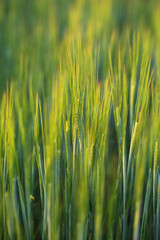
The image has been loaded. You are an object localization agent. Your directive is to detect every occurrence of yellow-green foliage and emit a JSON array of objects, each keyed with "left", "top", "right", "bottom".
[{"left": 1, "top": 0, "right": 160, "bottom": 240}]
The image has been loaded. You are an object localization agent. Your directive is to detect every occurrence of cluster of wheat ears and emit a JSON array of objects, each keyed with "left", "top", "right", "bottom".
[{"left": 0, "top": 33, "right": 160, "bottom": 239}]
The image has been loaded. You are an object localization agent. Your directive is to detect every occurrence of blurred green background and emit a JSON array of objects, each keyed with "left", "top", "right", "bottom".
[{"left": 0, "top": 0, "right": 160, "bottom": 97}]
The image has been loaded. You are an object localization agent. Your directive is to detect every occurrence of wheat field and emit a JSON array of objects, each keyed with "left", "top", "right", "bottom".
[{"left": 0, "top": 0, "right": 160, "bottom": 239}]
